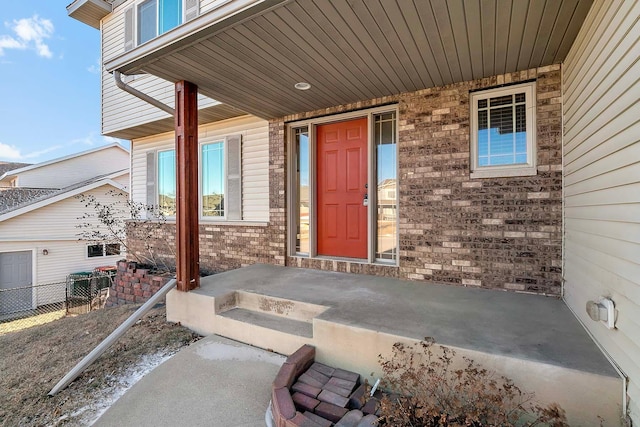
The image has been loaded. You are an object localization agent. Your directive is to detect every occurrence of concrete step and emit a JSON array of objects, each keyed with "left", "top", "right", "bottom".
[
  {"left": 215, "top": 291, "right": 327, "bottom": 322},
  {"left": 218, "top": 307, "right": 313, "bottom": 338},
  {"left": 214, "top": 306, "right": 314, "bottom": 355}
]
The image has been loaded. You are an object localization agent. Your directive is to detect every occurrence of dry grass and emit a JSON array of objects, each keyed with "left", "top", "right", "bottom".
[
  {"left": 0, "top": 310, "right": 66, "bottom": 335},
  {"left": 0, "top": 303, "right": 200, "bottom": 426}
]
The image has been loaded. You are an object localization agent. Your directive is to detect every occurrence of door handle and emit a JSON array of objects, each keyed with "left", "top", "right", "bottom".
[{"left": 363, "top": 194, "right": 368, "bottom": 207}]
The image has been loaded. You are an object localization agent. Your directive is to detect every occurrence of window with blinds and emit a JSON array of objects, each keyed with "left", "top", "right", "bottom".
[{"left": 470, "top": 82, "right": 537, "bottom": 178}]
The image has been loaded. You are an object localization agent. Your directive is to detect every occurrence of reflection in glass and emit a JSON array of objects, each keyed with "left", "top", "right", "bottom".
[
  {"left": 295, "top": 128, "right": 310, "bottom": 254},
  {"left": 374, "top": 112, "right": 397, "bottom": 262},
  {"left": 159, "top": 0, "right": 182, "bottom": 34},
  {"left": 477, "top": 92, "right": 527, "bottom": 166},
  {"left": 137, "top": 0, "right": 157, "bottom": 45},
  {"left": 157, "top": 149, "right": 176, "bottom": 216},
  {"left": 202, "top": 142, "right": 225, "bottom": 217}
]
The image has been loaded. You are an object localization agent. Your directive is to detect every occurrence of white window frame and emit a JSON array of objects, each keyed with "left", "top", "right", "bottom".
[
  {"left": 286, "top": 105, "right": 400, "bottom": 266},
  {"left": 135, "top": 0, "right": 185, "bottom": 46},
  {"left": 199, "top": 139, "right": 227, "bottom": 221},
  {"left": 470, "top": 81, "right": 537, "bottom": 179}
]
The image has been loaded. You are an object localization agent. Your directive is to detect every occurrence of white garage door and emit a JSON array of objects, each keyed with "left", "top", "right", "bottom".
[{"left": 0, "top": 251, "right": 33, "bottom": 315}]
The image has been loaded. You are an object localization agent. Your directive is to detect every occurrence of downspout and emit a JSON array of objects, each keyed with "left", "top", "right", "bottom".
[
  {"left": 113, "top": 71, "right": 175, "bottom": 116},
  {"left": 48, "top": 278, "right": 177, "bottom": 396}
]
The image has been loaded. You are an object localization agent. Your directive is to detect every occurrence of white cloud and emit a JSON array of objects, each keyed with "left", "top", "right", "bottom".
[
  {"left": 0, "top": 135, "right": 126, "bottom": 162},
  {"left": 72, "top": 133, "right": 125, "bottom": 147},
  {"left": 87, "top": 57, "right": 101, "bottom": 74},
  {"left": 0, "top": 15, "right": 54, "bottom": 58},
  {"left": 0, "top": 142, "right": 62, "bottom": 161},
  {"left": 0, "top": 142, "right": 22, "bottom": 160},
  {"left": 103, "top": 136, "right": 122, "bottom": 144}
]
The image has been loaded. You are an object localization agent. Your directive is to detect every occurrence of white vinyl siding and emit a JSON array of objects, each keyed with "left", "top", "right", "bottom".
[
  {"left": 563, "top": 0, "right": 640, "bottom": 423},
  {"left": 0, "top": 241, "right": 116, "bottom": 306},
  {"left": 113, "top": 172, "right": 131, "bottom": 188},
  {"left": 14, "top": 146, "right": 129, "bottom": 189},
  {"left": 0, "top": 185, "right": 128, "bottom": 301},
  {"left": 101, "top": 1, "right": 217, "bottom": 136},
  {"left": 131, "top": 115, "right": 269, "bottom": 221}
]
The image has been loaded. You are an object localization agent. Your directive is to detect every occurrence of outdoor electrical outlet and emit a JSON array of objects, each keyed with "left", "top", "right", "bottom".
[{"left": 586, "top": 298, "right": 616, "bottom": 329}]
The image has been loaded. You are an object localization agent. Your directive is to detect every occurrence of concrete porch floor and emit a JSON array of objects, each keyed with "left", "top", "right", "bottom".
[{"left": 167, "top": 264, "right": 623, "bottom": 425}]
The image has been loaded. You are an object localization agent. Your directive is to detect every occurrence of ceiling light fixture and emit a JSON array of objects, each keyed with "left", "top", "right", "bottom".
[{"left": 294, "top": 82, "right": 311, "bottom": 90}]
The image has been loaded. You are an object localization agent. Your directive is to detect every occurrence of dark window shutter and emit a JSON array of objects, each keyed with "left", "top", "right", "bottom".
[
  {"left": 185, "top": 0, "right": 200, "bottom": 21},
  {"left": 226, "top": 134, "right": 242, "bottom": 220},
  {"left": 146, "top": 151, "right": 157, "bottom": 207},
  {"left": 124, "top": 6, "right": 134, "bottom": 51}
]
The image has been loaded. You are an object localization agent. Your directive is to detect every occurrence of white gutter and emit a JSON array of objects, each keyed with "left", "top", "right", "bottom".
[
  {"left": 113, "top": 71, "right": 175, "bottom": 116},
  {"left": 48, "top": 278, "right": 177, "bottom": 396}
]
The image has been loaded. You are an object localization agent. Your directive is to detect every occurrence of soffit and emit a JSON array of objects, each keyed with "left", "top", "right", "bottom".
[
  {"left": 103, "top": 102, "right": 246, "bottom": 139},
  {"left": 106, "top": 0, "right": 593, "bottom": 119},
  {"left": 67, "top": 0, "right": 112, "bottom": 29}
]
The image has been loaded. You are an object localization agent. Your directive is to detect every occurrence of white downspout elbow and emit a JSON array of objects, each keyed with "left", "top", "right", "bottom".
[{"left": 113, "top": 71, "right": 175, "bottom": 116}]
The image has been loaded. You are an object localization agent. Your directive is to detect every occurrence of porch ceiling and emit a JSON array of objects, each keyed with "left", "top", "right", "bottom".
[{"left": 105, "top": 0, "right": 593, "bottom": 119}]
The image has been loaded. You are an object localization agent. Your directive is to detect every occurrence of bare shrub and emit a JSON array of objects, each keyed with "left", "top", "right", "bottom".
[
  {"left": 374, "top": 338, "right": 568, "bottom": 427},
  {"left": 76, "top": 190, "right": 174, "bottom": 272}
]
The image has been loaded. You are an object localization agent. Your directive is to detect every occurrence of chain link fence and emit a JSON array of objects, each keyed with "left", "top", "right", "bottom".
[{"left": 0, "top": 271, "right": 115, "bottom": 334}]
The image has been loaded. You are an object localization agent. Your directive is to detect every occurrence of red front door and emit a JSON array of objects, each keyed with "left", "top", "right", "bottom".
[{"left": 317, "top": 118, "right": 368, "bottom": 258}]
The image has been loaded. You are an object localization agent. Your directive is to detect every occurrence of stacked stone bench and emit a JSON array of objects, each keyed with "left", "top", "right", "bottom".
[{"left": 271, "top": 344, "right": 379, "bottom": 427}]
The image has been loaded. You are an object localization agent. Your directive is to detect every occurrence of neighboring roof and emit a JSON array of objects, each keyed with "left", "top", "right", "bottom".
[
  {"left": 0, "top": 143, "right": 129, "bottom": 181},
  {"left": 0, "top": 188, "right": 58, "bottom": 215},
  {"left": 0, "top": 169, "right": 128, "bottom": 219},
  {"left": 0, "top": 162, "right": 31, "bottom": 176},
  {"left": 378, "top": 179, "right": 396, "bottom": 188}
]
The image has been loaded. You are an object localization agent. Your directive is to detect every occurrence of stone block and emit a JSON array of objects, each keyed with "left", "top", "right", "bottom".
[
  {"left": 303, "top": 411, "right": 333, "bottom": 427},
  {"left": 335, "top": 409, "right": 364, "bottom": 427},
  {"left": 327, "top": 377, "right": 357, "bottom": 392},
  {"left": 318, "top": 389, "right": 349, "bottom": 408},
  {"left": 361, "top": 398, "right": 379, "bottom": 415},
  {"left": 332, "top": 368, "right": 360, "bottom": 383},
  {"left": 323, "top": 382, "right": 352, "bottom": 398},
  {"left": 298, "top": 373, "right": 326, "bottom": 389},
  {"left": 272, "top": 387, "right": 296, "bottom": 421},
  {"left": 357, "top": 414, "right": 379, "bottom": 427},
  {"left": 292, "top": 381, "right": 321, "bottom": 398},
  {"left": 309, "top": 362, "right": 335, "bottom": 377},
  {"left": 287, "top": 345, "right": 316, "bottom": 376},
  {"left": 273, "top": 362, "right": 297, "bottom": 390},
  {"left": 285, "top": 412, "right": 323, "bottom": 427},
  {"left": 348, "top": 384, "right": 367, "bottom": 409},
  {"left": 315, "top": 402, "right": 349, "bottom": 423},
  {"left": 292, "top": 392, "right": 320, "bottom": 412},
  {"left": 305, "top": 368, "right": 330, "bottom": 386}
]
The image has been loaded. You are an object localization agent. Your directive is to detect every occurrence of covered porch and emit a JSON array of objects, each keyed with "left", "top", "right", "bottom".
[{"left": 167, "top": 263, "right": 622, "bottom": 425}]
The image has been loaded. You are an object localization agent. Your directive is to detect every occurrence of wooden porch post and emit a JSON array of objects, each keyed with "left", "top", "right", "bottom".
[{"left": 175, "top": 80, "right": 199, "bottom": 292}]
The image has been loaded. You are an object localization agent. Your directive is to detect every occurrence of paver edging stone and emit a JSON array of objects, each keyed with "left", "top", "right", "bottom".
[{"left": 271, "top": 345, "right": 380, "bottom": 427}]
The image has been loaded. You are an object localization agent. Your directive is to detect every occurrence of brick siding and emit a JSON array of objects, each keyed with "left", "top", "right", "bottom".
[
  {"left": 106, "top": 260, "right": 171, "bottom": 307},
  {"left": 126, "top": 65, "right": 562, "bottom": 296},
  {"left": 280, "top": 65, "right": 562, "bottom": 295}
]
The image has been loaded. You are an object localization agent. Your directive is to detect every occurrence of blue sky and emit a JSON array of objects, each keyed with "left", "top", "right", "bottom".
[{"left": 0, "top": 1, "right": 128, "bottom": 164}]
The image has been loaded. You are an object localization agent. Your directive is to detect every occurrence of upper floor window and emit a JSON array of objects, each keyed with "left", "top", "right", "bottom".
[
  {"left": 125, "top": 0, "right": 199, "bottom": 50},
  {"left": 138, "top": 0, "right": 182, "bottom": 45},
  {"left": 470, "top": 82, "right": 536, "bottom": 178}
]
